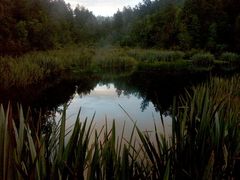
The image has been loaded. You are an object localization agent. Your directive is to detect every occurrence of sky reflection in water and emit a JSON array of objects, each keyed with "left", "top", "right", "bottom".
[{"left": 56, "top": 83, "right": 172, "bottom": 137}]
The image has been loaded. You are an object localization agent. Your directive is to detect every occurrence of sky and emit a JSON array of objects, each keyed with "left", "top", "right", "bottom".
[{"left": 64, "top": 0, "right": 143, "bottom": 17}]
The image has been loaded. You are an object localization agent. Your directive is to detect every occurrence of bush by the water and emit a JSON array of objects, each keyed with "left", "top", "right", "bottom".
[
  {"left": 0, "top": 47, "right": 94, "bottom": 88},
  {"left": 128, "top": 49, "right": 184, "bottom": 62},
  {"left": 220, "top": 52, "right": 239, "bottom": 64},
  {"left": 92, "top": 48, "right": 137, "bottom": 71},
  {"left": 191, "top": 52, "right": 215, "bottom": 67}
]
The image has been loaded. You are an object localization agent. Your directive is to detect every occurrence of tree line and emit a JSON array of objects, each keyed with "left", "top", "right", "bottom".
[
  {"left": 0, "top": 0, "right": 240, "bottom": 55},
  {"left": 0, "top": 0, "right": 99, "bottom": 55}
]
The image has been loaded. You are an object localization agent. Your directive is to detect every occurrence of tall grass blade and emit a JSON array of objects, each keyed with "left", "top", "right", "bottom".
[
  {"left": 163, "top": 159, "right": 170, "bottom": 180},
  {"left": 203, "top": 151, "right": 214, "bottom": 180}
]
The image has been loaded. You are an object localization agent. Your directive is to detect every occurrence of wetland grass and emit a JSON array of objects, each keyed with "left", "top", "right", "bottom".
[
  {"left": 0, "top": 46, "right": 239, "bottom": 88},
  {"left": 92, "top": 48, "right": 137, "bottom": 72},
  {"left": 220, "top": 52, "right": 239, "bottom": 64},
  {"left": 127, "top": 49, "right": 185, "bottom": 62},
  {"left": 0, "top": 76, "right": 239, "bottom": 179},
  {"left": 191, "top": 52, "right": 215, "bottom": 68},
  {"left": 0, "top": 47, "right": 94, "bottom": 88}
]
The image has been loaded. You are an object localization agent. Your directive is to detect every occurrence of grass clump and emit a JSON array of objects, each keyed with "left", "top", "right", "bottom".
[
  {"left": 92, "top": 48, "right": 137, "bottom": 71},
  {"left": 137, "top": 75, "right": 240, "bottom": 179},
  {"left": 0, "top": 47, "right": 95, "bottom": 88},
  {"left": 0, "top": 56, "right": 46, "bottom": 87},
  {"left": 48, "top": 47, "right": 94, "bottom": 69},
  {"left": 128, "top": 49, "right": 184, "bottom": 62},
  {"left": 0, "top": 47, "right": 239, "bottom": 89},
  {"left": 138, "top": 60, "right": 191, "bottom": 71},
  {"left": 184, "top": 49, "right": 204, "bottom": 60},
  {"left": 191, "top": 52, "right": 215, "bottom": 67},
  {"left": 220, "top": 52, "right": 239, "bottom": 64}
]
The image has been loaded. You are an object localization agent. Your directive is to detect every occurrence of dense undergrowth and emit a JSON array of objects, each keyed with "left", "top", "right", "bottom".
[
  {"left": 0, "top": 75, "right": 239, "bottom": 179},
  {"left": 0, "top": 47, "right": 239, "bottom": 88}
]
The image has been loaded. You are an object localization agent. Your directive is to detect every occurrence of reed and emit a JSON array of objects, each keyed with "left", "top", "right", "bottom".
[
  {"left": 128, "top": 49, "right": 185, "bottom": 62},
  {"left": 136, "top": 75, "right": 240, "bottom": 179},
  {"left": 138, "top": 60, "right": 191, "bottom": 71},
  {"left": 92, "top": 48, "right": 137, "bottom": 71},
  {"left": 220, "top": 52, "right": 239, "bottom": 64},
  {"left": 191, "top": 52, "right": 215, "bottom": 68},
  {"left": 176, "top": 76, "right": 240, "bottom": 178},
  {"left": 219, "top": 52, "right": 240, "bottom": 70},
  {"left": 0, "top": 75, "right": 239, "bottom": 179},
  {"left": 0, "top": 47, "right": 238, "bottom": 88},
  {"left": 0, "top": 47, "right": 95, "bottom": 88}
]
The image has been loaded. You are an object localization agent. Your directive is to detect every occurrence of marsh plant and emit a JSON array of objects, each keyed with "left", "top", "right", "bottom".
[
  {"left": 92, "top": 48, "right": 137, "bottom": 71},
  {"left": 191, "top": 52, "right": 215, "bottom": 67},
  {"left": 128, "top": 49, "right": 185, "bottom": 62},
  {"left": 1, "top": 47, "right": 240, "bottom": 88},
  {"left": 220, "top": 52, "right": 239, "bottom": 64},
  {"left": 0, "top": 76, "right": 239, "bottom": 179},
  {"left": 0, "top": 47, "right": 94, "bottom": 88}
]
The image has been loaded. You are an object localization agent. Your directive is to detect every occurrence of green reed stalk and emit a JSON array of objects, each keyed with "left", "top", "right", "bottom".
[{"left": 0, "top": 76, "right": 239, "bottom": 179}]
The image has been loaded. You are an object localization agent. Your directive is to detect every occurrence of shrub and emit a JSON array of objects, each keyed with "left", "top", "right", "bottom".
[
  {"left": 93, "top": 48, "right": 137, "bottom": 71},
  {"left": 156, "top": 51, "right": 184, "bottom": 62},
  {"left": 191, "top": 52, "right": 215, "bottom": 67},
  {"left": 220, "top": 52, "right": 239, "bottom": 63},
  {"left": 0, "top": 47, "right": 95, "bottom": 88},
  {"left": 128, "top": 49, "right": 184, "bottom": 62},
  {"left": 184, "top": 49, "right": 203, "bottom": 60}
]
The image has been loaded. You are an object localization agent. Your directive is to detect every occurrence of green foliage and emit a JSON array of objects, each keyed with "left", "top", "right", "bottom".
[
  {"left": 1, "top": 0, "right": 240, "bottom": 54},
  {"left": 184, "top": 49, "right": 204, "bottom": 60},
  {"left": 112, "top": 0, "right": 240, "bottom": 52},
  {"left": 73, "top": 5, "right": 99, "bottom": 43},
  {"left": 128, "top": 49, "right": 184, "bottom": 62},
  {"left": 2, "top": 47, "right": 239, "bottom": 89},
  {"left": 92, "top": 48, "right": 137, "bottom": 71},
  {"left": 191, "top": 52, "right": 215, "bottom": 67},
  {"left": 176, "top": 76, "right": 240, "bottom": 178},
  {"left": 0, "top": 75, "right": 239, "bottom": 179},
  {"left": 0, "top": 47, "right": 94, "bottom": 88},
  {"left": 0, "top": 0, "right": 101, "bottom": 55},
  {"left": 217, "top": 52, "right": 240, "bottom": 70},
  {"left": 220, "top": 52, "right": 239, "bottom": 64},
  {"left": 138, "top": 60, "right": 191, "bottom": 72}
]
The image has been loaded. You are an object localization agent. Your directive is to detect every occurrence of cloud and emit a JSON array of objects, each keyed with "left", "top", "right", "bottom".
[{"left": 64, "top": 0, "right": 142, "bottom": 16}]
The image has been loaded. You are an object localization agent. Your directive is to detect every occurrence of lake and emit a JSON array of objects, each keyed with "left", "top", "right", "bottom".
[
  {"left": 54, "top": 82, "right": 173, "bottom": 139},
  {"left": 0, "top": 70, "right": 212, "bottom": 137}
]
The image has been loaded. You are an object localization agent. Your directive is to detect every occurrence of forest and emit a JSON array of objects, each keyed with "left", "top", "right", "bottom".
[
  {"left": 1, "top": 0, "right": 240, "bottom": 55},
  {"left": 0, "top": 0, "right": 240, "bottom": 179}
]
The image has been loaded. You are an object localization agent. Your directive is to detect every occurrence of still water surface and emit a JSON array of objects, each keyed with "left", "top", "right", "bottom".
[
  {"left": 0, "top": 71, "right": 212, "bottom": 136},
  {"left": 55, "top": 83, "right": 172, "bottom": 137}
]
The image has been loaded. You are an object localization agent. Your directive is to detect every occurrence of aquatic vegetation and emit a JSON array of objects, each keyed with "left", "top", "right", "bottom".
[
  {"left": 191, "top": 52, "right": 215, "bottom": 67},
  {"left": 0, "top": 47, "right": 239, "bottom": 88},
  {"left": 128, "top": 49, "right": 185, "bottom": 62},
  {"left": 220, "top": 52, "right": 240, "bottom": 64},
  {"left": 92, "top": 48, "right": 137, "bottom": 71},
  {"left": 138, "top": 60, "right": 192, "bottom": 72},
  {"left": 0, "top": 76, "right": 239, "bottom": 179},
  {"left": 0, "top": 47, "right": 95, "bottom": 88}
]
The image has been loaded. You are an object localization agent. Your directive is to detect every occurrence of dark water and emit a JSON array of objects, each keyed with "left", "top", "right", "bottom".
[
  {"left": 0, "top": 70, "right": 211, "bottom": 136},
  {"left": 0, "top": 71, "right": 209, "bottom": 113}
]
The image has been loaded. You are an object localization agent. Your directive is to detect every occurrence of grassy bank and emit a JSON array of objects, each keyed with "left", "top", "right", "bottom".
[
  {"left": 0, "top": 47, "right": 239, "bottom": 88},
  {"left": 0, "top": 47, "right": 94, "bottom": 88},
  {"left": 0, "top": 75, "right": 239, "bottom": 179}
]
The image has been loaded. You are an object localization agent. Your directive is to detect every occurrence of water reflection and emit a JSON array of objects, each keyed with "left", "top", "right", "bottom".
[
  {"left": 0, "top": 70, "right": 209, "bottom": 132},
  {"left": 55, "top": 83, "right": 172, "bottom": 138},
  {"left": 50, "top": 71, "right": 210, "bottom": 137}
]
